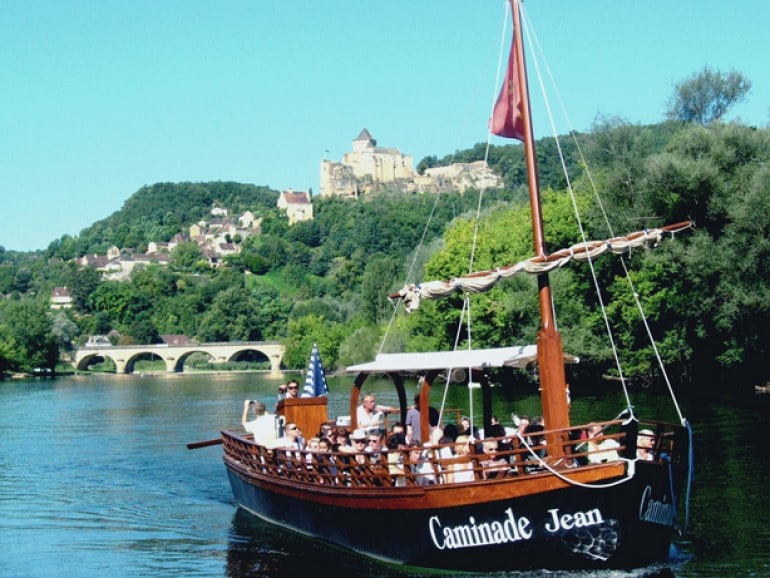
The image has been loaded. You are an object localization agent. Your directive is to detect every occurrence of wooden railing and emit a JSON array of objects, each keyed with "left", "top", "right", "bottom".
[{"left": 223, "top": 420, "right": 681, "bottom": 489}]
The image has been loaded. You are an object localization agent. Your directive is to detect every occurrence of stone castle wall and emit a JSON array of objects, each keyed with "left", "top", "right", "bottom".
[{"left": 320, "top": 130, "right": 501, "bottom": 198}]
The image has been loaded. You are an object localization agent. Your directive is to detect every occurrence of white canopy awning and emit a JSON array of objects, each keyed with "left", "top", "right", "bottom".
[{"left": 346, "top": 345, "right": 578, "bottom": 373}]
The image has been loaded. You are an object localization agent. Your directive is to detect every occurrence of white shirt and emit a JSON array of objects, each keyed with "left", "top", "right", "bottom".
[
  {"left": 244, "top": 414, "right": 277, "bottom": 445},
  {"left": 588, "top": 438, "right": 620, "bottom": 464},
  {"left": 357, "top": 406, "right": 384, "bottom": 429}
]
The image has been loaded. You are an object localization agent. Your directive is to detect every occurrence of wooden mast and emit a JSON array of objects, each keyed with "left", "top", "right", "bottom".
[{"left": 511, "top": 0, "right": 570, "bottom": 456}]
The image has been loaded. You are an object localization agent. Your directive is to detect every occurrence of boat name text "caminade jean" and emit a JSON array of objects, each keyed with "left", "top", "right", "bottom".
[
  {"left": 429, "top": 506, "right": 605, "bottom": 550},
  {"left": 639, "top": 485, "right": 675, "bottom": 526}
]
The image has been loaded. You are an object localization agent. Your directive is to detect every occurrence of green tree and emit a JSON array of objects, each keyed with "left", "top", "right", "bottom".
[
  {"left": 0, "top": 264, "right": 16, "bottom": 295},
  {"left": 360, "top": 256, "right": 399, "bottom": 324},
  {"left": 12, "top": 267, "right": 32, "bottom": 294},
  {"left": 127, "top": 315, "right": 160, "bottom": 344},
  {"left": 50, "top": 311, "right": 79, "bottom": 360},
  {"left": 197, "top": 285, "right": 261, "bottom": 342},
  {"left": 0, "top": 300, "right": 58, "bottom": 371},
  {"left": 337, "top": 325, "right": 383, "bottom": 368},
  {"left": 89, "top": 282, "right": 136, "bottom": 326},
  {"left": 170, "top": 242, "right": 205, "bottom": 271},
  {"left": 0, "top": 334, "right": 17, "bottom": 373},
  {"left": 282, "top": 314, "right": 345, "bottom": 370},
  {"left": 66, "top": 265, "right": 102, "bottom": 312},
  {"left": 666, "top": 66, "right": 751, "bottom": 125}
]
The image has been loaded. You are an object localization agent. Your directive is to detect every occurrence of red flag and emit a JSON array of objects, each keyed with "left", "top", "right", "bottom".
[{"left": 490, "top": 29, "right": 525, "bottom": 141}]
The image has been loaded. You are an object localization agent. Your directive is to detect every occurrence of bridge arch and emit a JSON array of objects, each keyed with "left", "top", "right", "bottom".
[
  {"left": 74, "top": 351, "right": 122, "bottom": 372},
  {"left": 72, "top": 341, "right": 285, "bottom": 375}
]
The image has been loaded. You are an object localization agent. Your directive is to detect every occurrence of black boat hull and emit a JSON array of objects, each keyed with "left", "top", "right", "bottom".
[{"left": 225, "top": 460, "right": 682, "bottom": 572}]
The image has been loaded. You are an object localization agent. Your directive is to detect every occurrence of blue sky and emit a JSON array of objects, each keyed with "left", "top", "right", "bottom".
[{"left": 2, "top": 0, "right": 767, "bottom": 252}]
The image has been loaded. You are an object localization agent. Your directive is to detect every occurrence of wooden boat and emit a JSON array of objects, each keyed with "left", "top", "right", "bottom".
[{"left": 219, "top": 1, "right": 693, "bottom": 571}]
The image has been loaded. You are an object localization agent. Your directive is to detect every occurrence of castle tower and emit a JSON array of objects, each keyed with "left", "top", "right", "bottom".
[{"left": 352, "top": 128, "right": 376, "bottom": 152}]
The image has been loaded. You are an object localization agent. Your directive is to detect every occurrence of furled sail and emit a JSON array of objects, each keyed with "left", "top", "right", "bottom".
[{"left": 393, "top": 221, "right": 692, "bottom": 312}]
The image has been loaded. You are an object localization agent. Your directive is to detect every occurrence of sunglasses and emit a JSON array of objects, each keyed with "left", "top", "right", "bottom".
[{"left": 287, "top": 386, "right": 299, "bottom": 390}]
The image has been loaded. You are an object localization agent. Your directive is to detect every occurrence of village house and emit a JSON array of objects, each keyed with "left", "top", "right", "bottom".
[
  {"left": 50, "top": 286, "right": 73, "bottom": 309},
  {"left": 75, "top": 205, "right": 260, "bottom": 279},
  {"left": 277, "top": 189, "right": 314, "bottom": 225},
  {"left": 238, "top": 210, "right": 259, "bottom": 229},
  {"left": 146, "top": 241, "right": 170, "bottom": 254},
  {"left": 210, "top": 204, "right": 228, "bottom": 217}
]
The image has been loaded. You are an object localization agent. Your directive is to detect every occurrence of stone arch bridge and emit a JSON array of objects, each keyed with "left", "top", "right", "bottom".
[{"left": 73, "top": 341, "right": 285, "bottom": 374}]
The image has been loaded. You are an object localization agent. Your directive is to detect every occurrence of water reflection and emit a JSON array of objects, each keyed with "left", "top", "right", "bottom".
[{"left": 226, "top": 508, "right": 390, "bottom": 577}]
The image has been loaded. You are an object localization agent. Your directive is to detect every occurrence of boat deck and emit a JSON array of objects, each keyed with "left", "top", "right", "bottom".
[{"left": 223, "top": 421, "right": 680, "bottom": 493}]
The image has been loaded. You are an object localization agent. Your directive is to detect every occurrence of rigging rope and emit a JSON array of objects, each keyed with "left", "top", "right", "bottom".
[
  {"left": 436, "top": 295, "right": 472, "bottom": 429},
  {"left": 521, "top": 4, "right": 632, "bottom": 408},
  {"left": 520, "top": 3, "right": 687, "bottom": 422},
  {"left": 379, "top": 187, "right": 443, "bottom": 354},
  {"left": 514, "top": 430, "right": 637, "bottom": 489}
]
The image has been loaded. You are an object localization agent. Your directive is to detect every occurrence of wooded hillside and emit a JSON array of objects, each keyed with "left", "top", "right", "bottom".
[{"left": 1, "top": 118, "right": 767, "bottom": 390}]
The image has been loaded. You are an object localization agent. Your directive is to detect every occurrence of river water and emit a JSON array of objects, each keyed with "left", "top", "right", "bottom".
[{"left": 0, "top": 372, "right": 767, "bottom": 577}]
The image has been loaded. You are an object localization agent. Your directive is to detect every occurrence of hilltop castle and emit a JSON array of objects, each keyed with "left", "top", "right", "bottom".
[{"left": 320, "top": 129, "right": 502, "bottom": 198}]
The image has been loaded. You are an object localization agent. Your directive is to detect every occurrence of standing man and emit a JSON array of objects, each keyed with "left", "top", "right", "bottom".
[
  {"left": 276, "top": 379, "right": 300, "bottom": 411},
  {"left": 242, "top": 400, "right": 277, "bottom": 445},
  {"left": 357, "top": 392, "right": 397, "bottom": 434},
  {"left": 405, "top": 392, "right": 440, "bottom": 443},
  {"left": 284, "top": 379, "right": 300, "bottom": 399}
]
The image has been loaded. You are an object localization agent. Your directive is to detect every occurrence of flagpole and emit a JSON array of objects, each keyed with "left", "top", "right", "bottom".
[{"left": 510, "top": 0, "right": 571, "bottom": 450}]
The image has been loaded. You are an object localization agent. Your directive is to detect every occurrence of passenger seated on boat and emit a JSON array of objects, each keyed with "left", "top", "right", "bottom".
[
  {"left": 522, "top": 423, "right": 548, "bottom": 472},
  {"left": 426, "top": 426, "right": 453, "bottom": 452},
  {"left": 357, "top": 393, "right": 397, "bottom": 434},
  {"left": 315, "top": 438, "right": 337, "bottom": 483},
  {"left": 637, "top": 429, "right": 655, "bottom": 461},
  {"left": 273, "top": 422, "right": 303, "bottom": 451},
  {"left": 586, "top": 423, "right": 620, "bottom": 464},
  {"left": 385, "top": 432, "right": 407, "bottom": 487},
  {"left": 486, "top": 423, "right": 512, "bottom": 457},
  {"left": 447, "top": 436, "right": 476, "bottom": 483},
  {"left": 343, "top": 429, "right": 369, "bottom": 461},
  {"left": 512, "top": 414, "right": 531, "bottom": 437},
  {"left": 304, "top": 436, "right": 321, "bottom": 458},
  {"left": 458, "top": 416, "right": 480, "bottom": 440},
  {"left": 480, "top": 417, "right": 510, "bottom": 440},
  {"left": 568, "top": 428, "right": 589, "bottom": 466},
  {"left": 425, "top": 427, "right": 454, "bottom": 483},
  {"left": 407, "top": 441, "right": 436, "bottom": 485},
  {"left": 336, "top": 429, "right": 371, "bottom": 484},
  {"left": 317, "top": 423, "right": 333, "bottom": 440},
  {"left": 523, "top": 423, "right": 546, "bottom": 450},
  {"left": 442, "top": 423, "right": 459, "bottom": 443},
  {"left": 330, "top": 426, "right": 350, "bottom": 451},
  {"left": 480, "top": 440, "right": 510, "bottom": 479},
  {"left": 389, "top": 422, "right": 406, "bottom": 437},
  {"left": 241, "top": 400, "right": 277, "bottom": 445},
  {"left": 366, "top": 432, "right": 383, "bottom": 461}
]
